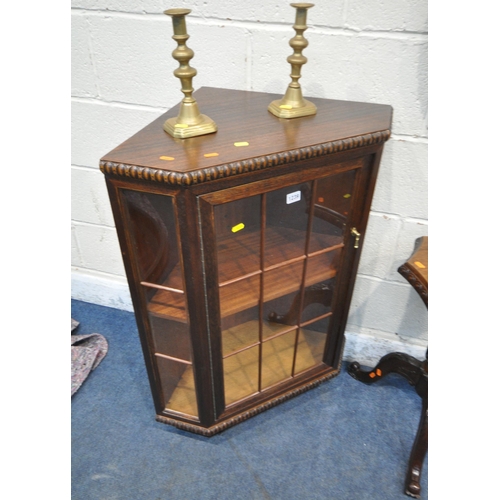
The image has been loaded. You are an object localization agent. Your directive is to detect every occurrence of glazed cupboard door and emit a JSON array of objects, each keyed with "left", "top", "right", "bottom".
[
  {"left": 115, "top": 187, "right": 199, "bottom": 421},
  {"left": 198, "top": 163, "right": 362, "bottom": 412}
]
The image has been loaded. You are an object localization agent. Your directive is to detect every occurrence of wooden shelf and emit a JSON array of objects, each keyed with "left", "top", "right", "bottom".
[
  {"left": 217, "top": 226, "right": 342, "bottom": 283},
  {"left": 147, "top": 289, "right": 187, "bottom": 322},
  {"left": 219, "top": 252, "right": 338, "bottom": 318},
  {"left": 142, "top": 262, "right": 187, "bottom": 322},
  {"left": 145, "top": 226, "right": 341, "bottom": 322}
]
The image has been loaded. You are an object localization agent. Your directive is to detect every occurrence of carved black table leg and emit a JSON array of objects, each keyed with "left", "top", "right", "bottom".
[
  {"left": 347, "top": 237, "right": 428, "bottom": 497},
  {"left": 405, "top": 393, "right": 428, "bottom": 497},
  {"left": 348, "top": 352, "right": 428, "bottom": 498},
  {"left": 348, "top": 352, "right": 424, "bottom": 386},
  {"left": 405, "top": 355, "right": 428, "bottom": 498}
]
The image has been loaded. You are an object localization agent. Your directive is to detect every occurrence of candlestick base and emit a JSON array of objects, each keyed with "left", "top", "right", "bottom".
[
  {"left": 268, "top": 97, "right": 317, "bottom": 119},
  {"left": 163, "top": 115, "right": 217, "bottom": 139}
]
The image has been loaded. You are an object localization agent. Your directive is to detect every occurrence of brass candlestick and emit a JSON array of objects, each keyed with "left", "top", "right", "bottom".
[
  {"left": 268, "top": 3, "right": 317, "bottom": 119},
  {"left": 163, "top": 8, "right": 217, "bottom": 139}
]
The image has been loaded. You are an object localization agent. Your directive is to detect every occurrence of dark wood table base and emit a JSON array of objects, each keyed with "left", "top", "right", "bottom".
[
  {"left": 348, "top": 352, "right": 428, "bottom": 498},
  {"left": 347, "top": 237, "right": 428, "bottom": 497}
]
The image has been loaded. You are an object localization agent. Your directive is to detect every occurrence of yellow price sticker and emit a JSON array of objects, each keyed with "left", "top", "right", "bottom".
[
  {"left": 343, "top": 193, "right": 351, "bottom": 198},
  {"left": 159, "top": 156, "right": 175, "bottom": 161},
  {"left": 231, "top": 223, "right": 245, "bottom": 233},
  {"left": 234, "top": 141, "right": 249, "bottom": 147},
  {"left": 204, "top": 152, "right": 219, "bottom": 158}
]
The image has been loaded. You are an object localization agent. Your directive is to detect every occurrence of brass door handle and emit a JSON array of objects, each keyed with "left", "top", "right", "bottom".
[{"left": 351, "top": 228, "right": 361, "bottom": 249}]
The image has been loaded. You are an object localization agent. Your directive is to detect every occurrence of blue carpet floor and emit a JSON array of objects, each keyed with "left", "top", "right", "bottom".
[{"left": 71, "top": 299, "right": 428, "bottom": 500}]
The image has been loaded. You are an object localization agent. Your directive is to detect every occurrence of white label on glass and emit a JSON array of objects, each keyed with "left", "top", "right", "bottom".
[{"left": 286, "top": 191, "right": 301, "bottom": 204}]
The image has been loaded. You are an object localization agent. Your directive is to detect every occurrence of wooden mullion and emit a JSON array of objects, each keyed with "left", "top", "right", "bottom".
[
  {"left": 291, "top": 180, "right": 317, "bottom": 377},
  {"left": 258, "top": 193, "right": 266, "bottom": 393}
]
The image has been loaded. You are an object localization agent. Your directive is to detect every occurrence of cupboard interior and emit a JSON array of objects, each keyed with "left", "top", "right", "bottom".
[{"left": 122, "top": 169, "right": 357, "bottom": 416}]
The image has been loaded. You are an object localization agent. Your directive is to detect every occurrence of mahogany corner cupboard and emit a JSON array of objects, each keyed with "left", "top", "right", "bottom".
[{"left": 100, "top": 87, "right": 392, "bottom": 436}]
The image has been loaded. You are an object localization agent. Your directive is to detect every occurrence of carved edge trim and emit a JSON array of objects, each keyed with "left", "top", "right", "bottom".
[
  {"left": 398, "top": 264, "right": 428, "bottom": 307},
  {"left": 100, "top": 130, "right": 391, "bottom": 186},
  {"left": 155, "top": 369, "right": 339, "bottom": 436}
]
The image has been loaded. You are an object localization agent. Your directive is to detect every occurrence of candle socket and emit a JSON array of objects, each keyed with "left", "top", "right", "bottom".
[
  {"left": 268, "top": 3, "right": 317, "bottom": 119},
  {"left": 163, "top": 8, "right": 217, "bottom": 139}
]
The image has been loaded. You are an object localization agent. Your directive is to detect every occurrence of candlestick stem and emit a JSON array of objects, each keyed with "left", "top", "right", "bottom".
[
  {"left": 268, "top": 3, "right": 317, "bottom": 119},
  {"left": 163, "top": 8, "right": 217, "bottom": 139}
]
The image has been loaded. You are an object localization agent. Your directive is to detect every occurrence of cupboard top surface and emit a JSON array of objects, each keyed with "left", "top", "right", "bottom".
[{"left": 100, "top": 87, "right": 392, "bottom": 186}]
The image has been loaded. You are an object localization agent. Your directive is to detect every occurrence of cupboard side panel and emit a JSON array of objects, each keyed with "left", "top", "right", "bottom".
[{"left": 104, "top": 177, "right": 166, "bottom": 416}]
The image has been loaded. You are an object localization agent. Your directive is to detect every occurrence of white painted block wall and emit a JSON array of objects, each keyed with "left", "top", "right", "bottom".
[{"left": 71, "top": 0, "right": 428, "bottom": 366}]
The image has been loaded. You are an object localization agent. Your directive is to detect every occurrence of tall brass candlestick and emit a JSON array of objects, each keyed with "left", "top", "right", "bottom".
[
  {"left": 268, "top": 3, "right": 317, "bottom": 119},
  {"left": 163, "top": 8, "right": 217, "bottom": 139}
]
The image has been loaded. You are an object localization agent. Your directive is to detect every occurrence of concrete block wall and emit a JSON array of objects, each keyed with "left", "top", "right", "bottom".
[{"left": 71, "top": 1, "right": 428, "bottom": 365}]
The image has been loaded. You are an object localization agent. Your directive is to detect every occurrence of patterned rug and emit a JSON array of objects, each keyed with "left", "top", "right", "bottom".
[{"left": 71, "top": 318, "right": 108, "bottom": 396}]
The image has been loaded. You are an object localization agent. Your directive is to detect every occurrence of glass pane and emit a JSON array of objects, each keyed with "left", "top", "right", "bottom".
[
  {"left": 304, "top": 249, "right": 339, "bottom": 287},
  {"left": 265, "top": 183, "right": 311, "bottom": 268},
  {"left": 300, "top": 249, "right": 341, "bottom": 323},
  {"left": 263, "top": 260, "right": 304, "bottom": 303},
  {"left": 219, "top": 274, "right": 261, "bottom": 318},
  {"left": 309, "top": 170, "right": 356, "bottom": 254},
  {"left": 122, "top": 190, "right": 181, "bottom": 288},
  {"left": 145, "top": 286, "right": 187, "bottom": 323},
  {"left": 121, "top": 189, "right": 198, "bottom": 418},
  {"left": 156, "top": 356, "right": 198, "bottom": 417},
  {"left": 224, "top": 346, "right": 260, "bottom": 406},
  {"left": 149, "top": 315, "right": 191, "bottom": 362},
  {"left": 214, "top": 195, "right": 261, "bottom": 283},
  {"left": 263, "top": 260, "right": 304, "bottom": 337},
  {"left": 298, "top": 281, "right": 334, "bottom": 324},
  {"left": 221, "top": 307, "right": 260, "bottom": 357},
  {"left": 261, "top": 330, "right": 296, "bottom": 389},
  {"left": 263, "top": 291, "right": 300, "bottom": 339},
  {"left": 294, "top": 318, "right": 330, "bottom": 375}
]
